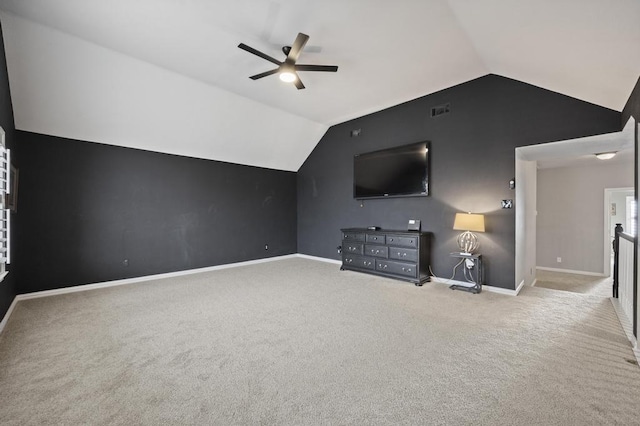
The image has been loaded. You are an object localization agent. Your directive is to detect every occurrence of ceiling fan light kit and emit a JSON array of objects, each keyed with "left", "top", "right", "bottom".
[
  {"left": 279, "top": 72, "right": 296, "bottom": 83},
  {"left": 238, "top": 33, "right": 338, "bottom": 90}
]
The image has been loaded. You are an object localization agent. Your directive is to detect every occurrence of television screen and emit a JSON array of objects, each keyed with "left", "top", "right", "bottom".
[{"left": 354, "top": 141, "right": 430, "bottom": 199}]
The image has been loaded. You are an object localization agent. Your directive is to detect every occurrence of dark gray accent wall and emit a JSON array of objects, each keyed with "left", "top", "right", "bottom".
[
  {"left": 622, "top": 75, "right": 639, "bottom": 337},
  {"left": 0, "top": 20, "right": 16, "bottom": 322},
  {"left": 13, "top": 132, "right": 297, "bottom": 294},
  {"left": 297, "top": 74, "right": 621, "bottom": 290},
  {"left": 622, "top": 76, "right": 640, "bottom": 125}
]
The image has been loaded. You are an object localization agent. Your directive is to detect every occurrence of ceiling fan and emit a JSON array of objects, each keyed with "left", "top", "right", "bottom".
[{"left": 238, "top": 32, "right": 338, "bottom": 90}]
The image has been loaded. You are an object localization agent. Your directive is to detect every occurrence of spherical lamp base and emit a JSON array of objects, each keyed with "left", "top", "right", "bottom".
[{"left": 457, "top": 231, "right": 479, "bottom": 254}]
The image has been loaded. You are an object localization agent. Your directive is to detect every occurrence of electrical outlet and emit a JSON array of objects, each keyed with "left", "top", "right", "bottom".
[{"left": 557, "top": 257, "right": 562, "bottom": 263}]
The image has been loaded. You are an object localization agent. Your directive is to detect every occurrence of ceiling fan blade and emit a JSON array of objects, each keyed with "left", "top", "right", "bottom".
[
  {"left": 238, "top": 43, "right": 282, "bottom": 66},
  {"left": 295, "top": 64, "right": 338, "bottom": 72},
  {"left": 293, "top": 74, "right": 305, "bottom": 90},
  {"left": 286, "top": 33, "right": 309, "bottom": 63},
  {"left": 249, "top": 68, "right": 280, "bottom": 80}
]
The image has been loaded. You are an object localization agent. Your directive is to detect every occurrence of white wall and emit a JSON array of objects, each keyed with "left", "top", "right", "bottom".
[
  {"left": 515, "top": 157, "right": 537, "bottom": 288},
  {"left": 537, "top": 161, "right": 634, "bottom": 274}
]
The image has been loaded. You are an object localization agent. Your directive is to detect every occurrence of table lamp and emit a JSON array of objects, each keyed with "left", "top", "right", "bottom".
[{"left": 453, "top": 212, "right": 485, "bottom": 254}]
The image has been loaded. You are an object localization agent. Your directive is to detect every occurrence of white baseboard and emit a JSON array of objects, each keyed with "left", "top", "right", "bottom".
[
  {"left": 301, "top": 255, "right": 520, "bottom": 295},
  {"left": 0, "top": 293, "right": 19, "bottom": 334},
  {"left": 531, "top": 279, "right": 538, "bottom": 287},
  {"left": 430, "top": 276, "right": 519, "bottom": 296},
  {"left": 1, "top": 254, "right": 303, "bottom": 333},
  {"left": 15, "top": 254, "right": 299, "bottom": 302},
  {"left": 295, "top": 254, "right": 342, "bottom": 265},
  {"left": 515, "top": 280, "right": 526, "bottom": 295},
  {"left": 4, "top": 253, "right": 523, "bottom": 333},
  {"left": 536, "top": 266, "right": 606, "bottom": 277}
]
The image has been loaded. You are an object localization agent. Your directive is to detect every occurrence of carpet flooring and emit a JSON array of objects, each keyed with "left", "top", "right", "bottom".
[
  {"left": 535, "top": 269, "right": 612, "bottom": 298},
  {"left": 1, "top": 258, "right": 639, "bottom": 425}
]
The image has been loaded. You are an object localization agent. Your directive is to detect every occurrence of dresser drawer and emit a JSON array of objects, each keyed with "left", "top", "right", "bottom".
[
  {"left": 343, "top": 232, "right": 365, "bottom": 242},
  {"left": 366, "top": 234, "right": 386, "bottom": 244},
  {"left": 386, "top": 234, "right": 418, "bottom": 248},
  {"left": 365, "top": 244, "right": 388, "bottom": 258},
  {"left": 343, "top": 242, "right": 364, "bottom": 255},
  {"left": 376, "top": 259, "right": 417, "bottom": 278},
  {"left": 343, "top": 254, "right": 375, "bottom": 270},
  {"left": 389, "top": 247, "right": 418, "bottom": 262}
]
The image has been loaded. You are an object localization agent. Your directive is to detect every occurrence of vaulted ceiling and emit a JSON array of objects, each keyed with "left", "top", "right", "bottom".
[{"left": 0, "top": 0, "right": 639, "bottom": 171}]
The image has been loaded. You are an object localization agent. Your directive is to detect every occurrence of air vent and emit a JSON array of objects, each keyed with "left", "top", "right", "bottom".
[{"left": 431, "top": 103, "right": 450, "bottom": 118}]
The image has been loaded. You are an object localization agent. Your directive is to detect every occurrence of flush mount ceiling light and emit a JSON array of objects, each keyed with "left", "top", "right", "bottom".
[{"left": 595, "top": 152, "right": 617, "bottom": 160}]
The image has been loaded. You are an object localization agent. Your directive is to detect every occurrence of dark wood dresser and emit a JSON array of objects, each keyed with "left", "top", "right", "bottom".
[{"left": 340, "top": 228, "right": 430, "bottom": 286}]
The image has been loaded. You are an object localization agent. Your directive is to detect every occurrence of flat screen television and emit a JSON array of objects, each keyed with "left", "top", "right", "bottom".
[{"left": 354, "top": 141, "right": 430, "bottom": 199}]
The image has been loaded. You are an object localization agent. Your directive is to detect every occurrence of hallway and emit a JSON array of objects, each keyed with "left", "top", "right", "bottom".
[{"left": 534, "top": 269, "right": 612, "bottom": 298}]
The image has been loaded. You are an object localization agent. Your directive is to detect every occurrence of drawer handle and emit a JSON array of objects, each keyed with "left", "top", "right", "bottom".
[
  {"left": 389, "top": 238, "right": 394, "bottom": 242},
  {"left": 402, "top": 267, "right": 412, "bottom": 272},
  {"left": 382, "top": 264, "right": 388, "bottom": 269},
  {"left": 347, "top": 259, "right": 352, "bottom": 263}
]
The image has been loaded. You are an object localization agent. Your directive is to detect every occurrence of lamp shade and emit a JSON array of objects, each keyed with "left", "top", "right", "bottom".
[{"left": 453, "top": 213, "right": 485, "bottom": 232}]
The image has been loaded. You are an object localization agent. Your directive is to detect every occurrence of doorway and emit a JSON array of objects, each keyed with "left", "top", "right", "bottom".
[
  {"left": 604, "top": 187, "right": 634, "bottom": 277},
  {"left": 515, "top": 118, "right": 635, "bottom": 291}
]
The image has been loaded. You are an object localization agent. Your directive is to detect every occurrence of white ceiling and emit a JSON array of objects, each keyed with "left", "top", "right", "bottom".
[
  {"left": 518, "top": 117, "right": 635, "bottom": 169},
  {"left": 0, "top": 0, "right": 639, "bottom": 171}
]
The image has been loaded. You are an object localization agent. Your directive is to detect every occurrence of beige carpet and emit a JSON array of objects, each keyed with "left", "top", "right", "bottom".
[
  {"left": 1, "top": 258, "right": 639, "bottom": 425},
  {"left": 535, "top": 269, "right": 612, "bottom": 298}
]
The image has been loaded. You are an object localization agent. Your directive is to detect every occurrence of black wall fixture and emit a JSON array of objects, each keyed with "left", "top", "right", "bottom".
[
  {"left": 431, "top": 103, "right": 451, "bottom": 118},
  {"left": 13, "top": 133, "right": 297, "bottom": 294},
  {"left": 297, "top": 74, "right": 622, "bottom": 290}
]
